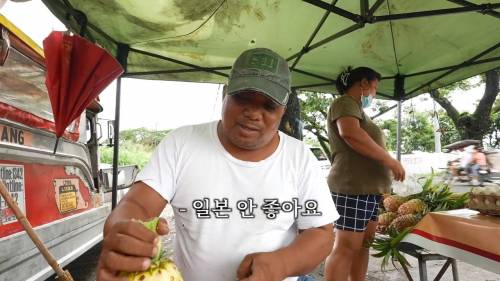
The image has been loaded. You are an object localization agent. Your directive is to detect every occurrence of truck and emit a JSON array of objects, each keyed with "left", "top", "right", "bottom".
[{"left": 0, "top": 14, "right": 137, "bottom": 280}]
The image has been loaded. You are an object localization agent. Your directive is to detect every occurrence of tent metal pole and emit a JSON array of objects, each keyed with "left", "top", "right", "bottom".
[
  {"left": 395, "top": 75, "right": 405, "bottom": 161},
  {"left": 396, "top": 100, "right": 402, "bottom": 161},
  {"left": 129, "top": 47, "right": 228, "bottom": 77},
  {"left": 447, "top": 0, "right": 500, "bottom": 19},
  {"left": 111, "top": 43, "right": 129, "bottom": 210},
  {"left": 369, "top": 0, "right": 386, "bottom": 15},
  {"left": 293, "top": 68, "right": 335, "bottom": 83},
  {"left": 111, "top": 77, "right": 121, "bottom": 210},
  {"left": 303, "top": 24, "right": 364, "bottom": 59},
  {"left": 302, "top": 0, "right": 359, "bottom": 22},
  {"left": 54, "top": 0, "right": 116, "bottom": 44},
  {"left": 372, "top": 3, "right": 500, "bottom": 22},
  {"left": 290, "top": 0, "right": 338, "bottom": 70},
  {"left": 292, "top": 82, "right": 333, "bottom": 90},
  {"left": 408, "top": 42, "right": 500, "bottom": 95},
  {"left": 376, "top": 92, "right": 394, "bottom": 99},
  {"left": 287, "top": 23, "right": 363, "bottom": 61},
  {"left": 405, "top": 56, "right": 500, "bottom": 78},
  {"left": 124, "top": 66, "right": 231, "bottom": 77},
  {"left": 361, "top": 0, "right": 369, "bottom": 17},
  {"left": 371, "top": 104, "right": 398, "bottom": 120}
]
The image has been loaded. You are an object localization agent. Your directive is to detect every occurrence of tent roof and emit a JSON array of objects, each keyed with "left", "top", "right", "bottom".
[{"left": 42, "top": 0, "right": 500, "bottom": 100}]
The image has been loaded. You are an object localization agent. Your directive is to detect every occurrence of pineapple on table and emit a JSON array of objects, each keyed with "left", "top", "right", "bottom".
[
  {"left": 398, "top": 198, "right": 426, "bottom": 215},
  {"left": 376, "top": 212, "right": 398, "bottom": 233},
  {"left": 383, "top": 195, "right": 407, "bottom": 212},
  {"left": 389, "top": 214, "right": 420, "bottom": 232}
]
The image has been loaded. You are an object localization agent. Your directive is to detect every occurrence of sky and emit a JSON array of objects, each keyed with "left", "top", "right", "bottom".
[
  {"left": 1, "top": 0, "right": 223, "bottom": 131},
  {"left": 0, "top": 0, "right": 488, "bottom": 130}
]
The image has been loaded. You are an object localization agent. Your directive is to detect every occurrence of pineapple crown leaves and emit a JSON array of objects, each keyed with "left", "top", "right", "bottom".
[
  {"left": 371, "top": 227, "right": 412, "bottom": 271},
  {"left": 141, "top": 217, "right": 160, "bottom": 233},
  {"left": 409, "top": 174, "right": 469, "bottom": 213}
]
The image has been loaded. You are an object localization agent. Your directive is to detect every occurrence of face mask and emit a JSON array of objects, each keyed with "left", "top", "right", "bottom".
[{"left": 361, "top": 94, "right": 373, "bottom": 108}]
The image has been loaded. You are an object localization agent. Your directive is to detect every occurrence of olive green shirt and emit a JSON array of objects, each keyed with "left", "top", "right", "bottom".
[{"left": 327, "top": 95, "right": 391, "bottom": 195}]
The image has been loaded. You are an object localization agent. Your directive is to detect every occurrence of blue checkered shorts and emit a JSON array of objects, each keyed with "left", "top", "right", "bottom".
[{"left": 331, "top": 193, "right": 382, "bottom": 232}]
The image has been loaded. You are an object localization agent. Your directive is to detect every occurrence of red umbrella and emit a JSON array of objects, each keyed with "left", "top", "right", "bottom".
[{"left": 43, "top": 31, "right": 123, "bottom": 152}]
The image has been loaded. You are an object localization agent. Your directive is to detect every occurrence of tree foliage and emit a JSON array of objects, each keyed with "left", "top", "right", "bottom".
[
  {"left": 436, "top": 111, "right": 461, "bottom": 146},
  {"left": 486, "top": 98, "right": 500, "bottom": 148},
  {"left": 118, "top": 127, "right": 170, "bottom": 149},
  {"left": 100, "top": 128, "right": 170, "bottom": 168},
  {"left": 299, "top": 91, "right": 335, "bottom": 160},
  {"left": 430, "top": 70, "right": 499, "bottom": 142},
  {"left": 377, "top": 109, "right": 435, "bottom": 153}
]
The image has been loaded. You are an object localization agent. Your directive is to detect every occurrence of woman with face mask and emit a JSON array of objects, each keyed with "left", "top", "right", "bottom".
[{"left": 324, "top": 67, "right": 405, "bottom": 281}]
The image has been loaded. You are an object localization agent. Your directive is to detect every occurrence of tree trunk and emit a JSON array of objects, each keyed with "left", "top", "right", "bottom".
[
  {"left": 429, "top": 89, "right": 460, "bottom": 126},
  {"left": 279, "top": 89, "right": 303, "bottom": 140},
  {"left": 318, "top": 137, "right": 331, "bottom": 163},
  {"left": 430, "top": 70, "right": 499, "bottom": 141}
]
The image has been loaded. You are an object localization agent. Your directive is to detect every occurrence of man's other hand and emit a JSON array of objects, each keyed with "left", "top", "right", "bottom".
[{"left": 237, "top": 252, "right": 287, "bottom": 281}]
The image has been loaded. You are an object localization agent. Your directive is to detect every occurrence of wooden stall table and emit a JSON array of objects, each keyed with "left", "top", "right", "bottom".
[{"left": 401, "top": 209, "right": 500, "bottom": 280}]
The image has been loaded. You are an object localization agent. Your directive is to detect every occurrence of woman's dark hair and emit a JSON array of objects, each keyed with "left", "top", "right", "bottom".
[{"left": 335, "top": 66, "right": 381, "bottom": 95}]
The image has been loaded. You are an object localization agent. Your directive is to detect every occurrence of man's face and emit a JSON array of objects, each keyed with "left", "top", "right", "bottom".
[{"left": 220, "top": 90, "right": 286, "bottom": 150}]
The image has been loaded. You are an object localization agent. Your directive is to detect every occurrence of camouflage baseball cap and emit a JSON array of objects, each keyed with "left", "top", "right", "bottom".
[{"left": 227, "top": 48, "right": 291, "bottom": 105}]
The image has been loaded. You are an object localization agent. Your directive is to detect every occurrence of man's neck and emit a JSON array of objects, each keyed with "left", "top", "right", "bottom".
[{"left": 217, "top": 122, "right": 280, "bottom": 162}]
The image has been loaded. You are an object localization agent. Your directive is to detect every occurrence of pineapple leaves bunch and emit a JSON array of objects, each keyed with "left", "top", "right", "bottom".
[
  {"left": 120, "top": 218, "right": 183, "bottom": 281},
  {"left": 372, "top": 174, "right": 468, "bottom": 270},
  {"left": 371, "top": 227, "right": 412, "bottom": 271},
  {"left": 408, "top": 174, "right": 469, "bottom": 213}
]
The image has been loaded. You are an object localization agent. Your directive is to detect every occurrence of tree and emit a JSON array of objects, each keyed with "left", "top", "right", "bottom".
[
  {"left": 118, "top": 127, "right": 170, "bottom": 149},
  {"left": 299, "top": 91, "right": 335, "bottom": 160},
  {"left": 279, "top": 90, "right": 302, "bottom": 140},
  {"left": 377, "top": 109, "right": 435, "bottom": 153},
  {"left": 377, "top": 119, "right": 397, "bottom": 151},
  {"left": 485, "top": 98, "right": 500, "bottom": 147},
  {"left": 403, "top": 111, "right": 435, "bottom": 153},
  {"left": 100, "top": 128, "right": 171, "bottom": 168},
  {"left": 300, "top": 91, "right": 438, "bottom": 158},
  {"left": 436, "top": 111, "right": 461, "bottom": 146},
  {"left": 430, "top": 70, "right": 499, "bottom": 141}
]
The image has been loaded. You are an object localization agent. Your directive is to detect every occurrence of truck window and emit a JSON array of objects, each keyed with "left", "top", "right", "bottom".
[{"left": 0, "top": 43, "right": 79, "bottom": 137}]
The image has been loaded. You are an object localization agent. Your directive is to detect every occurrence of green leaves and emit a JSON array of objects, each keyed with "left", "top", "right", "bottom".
[
  {"left": 371, "top": 227, "right": 412, "bottom": 271},
  {"left": 99, "top": 128, "right": 170, "bottom": 169},
  {"left": 299, "top": 91, "right": 335, "bottom": 157},
  {"left": 376, "top": 109, "right": 435, "bottom": 153},
  {"left": 372, "top": 174, "right": 469, "bottom": 271},
  {"left": 411, "top": 174, "right": 469, "bottom": 213}
]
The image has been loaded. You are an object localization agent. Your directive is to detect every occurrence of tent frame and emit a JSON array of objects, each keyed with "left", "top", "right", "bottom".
[{"left": 54, "top": 0, "right": 500, "bottom": 207}]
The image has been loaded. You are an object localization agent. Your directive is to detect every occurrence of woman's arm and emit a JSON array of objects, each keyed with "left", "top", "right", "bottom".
[{"left": 336, "top": 116, "right": 405, "bottom": 181}]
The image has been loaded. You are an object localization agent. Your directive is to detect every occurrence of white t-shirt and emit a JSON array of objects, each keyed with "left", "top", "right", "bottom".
[{"left": 136, "top": 121, "right": 339, "bottom": 281}]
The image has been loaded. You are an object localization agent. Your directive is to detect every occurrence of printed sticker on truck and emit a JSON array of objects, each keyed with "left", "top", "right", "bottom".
[
  {"left": 0, "top": 125, "right": 33, "bottom": 146},
  {"left": 0, "top": 164, "right": 25, "bottom": 225},
  {"left": 53, "top": 178, "right": 88, "bottom": 213}
]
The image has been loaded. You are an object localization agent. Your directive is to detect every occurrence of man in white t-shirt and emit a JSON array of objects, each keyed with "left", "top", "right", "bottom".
[{"left": 97, "top": 48, "right": 339, "bottom": 281}]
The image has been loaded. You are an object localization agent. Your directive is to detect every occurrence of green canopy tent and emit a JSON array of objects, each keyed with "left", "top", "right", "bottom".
[{"left": 41, "top": 0, "right": 500, "bottom": 207}]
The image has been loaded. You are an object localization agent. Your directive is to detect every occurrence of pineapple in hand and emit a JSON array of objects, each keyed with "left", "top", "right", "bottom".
[{"left": 120, "top": 218, "right": 183, "bottom": 281}]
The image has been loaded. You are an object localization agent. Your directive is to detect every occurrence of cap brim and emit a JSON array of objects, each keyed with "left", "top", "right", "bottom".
[{"left": 227, "top": 76, "right": 289, "bottom": 105}]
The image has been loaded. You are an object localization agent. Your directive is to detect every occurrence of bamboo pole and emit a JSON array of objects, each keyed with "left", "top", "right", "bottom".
[{"left": 0, "top": 179, "right": 74, "bottom": 281}]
